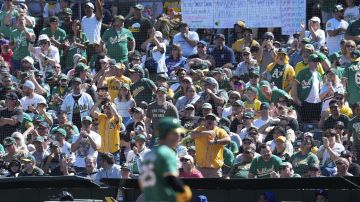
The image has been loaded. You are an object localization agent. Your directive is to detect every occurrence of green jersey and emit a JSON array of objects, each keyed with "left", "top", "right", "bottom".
[
  {"left": 140, "top": 145, "right": 178, "bottom": 202},
  {"left": 0, "top": 9, "right": 18, "bottom": 38},
  {"left": 342, "top": 61, "right": 360, "bottom": 105},
  {"left": 10, "top": 28, "right": 34, "bottom": 60},
  {"left": 102, "top": 27, "right": 134, "bottom": 63},
  {"left": 64, "top": 33, "right": 89, "bottom": 69},
  {"left": 40, "top": 27, "right": 67, "bottom": 43},
  {"left": 270, "top": 64, "right": 285, "bottom": 89},
  {"left": 249, "top": 155, "right": 282, "bottom": 178},
  {"left": 231, "top": 162, "right": 252, "bottom": 179},
  {"left": 258, "top": 87, "right": 291, "bottom": 103},
  {"left": 130, "top": 78, "right": 156, "bottom": 105},
  {"left": 348, "top": 116, "right": 360, "bottom": 148},
  {"left": 289, "top": 151, "right": 319, "bottom": 176},
  {"left": 295, "top": 68, "right": 322, "bottom": 101}
]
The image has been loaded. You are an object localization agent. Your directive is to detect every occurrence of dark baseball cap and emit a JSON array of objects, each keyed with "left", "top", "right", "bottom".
[
  {"left": 215, "top": 34, "right": 225, "bottom": 40},
  {"left": 49, "top": 16, "right": 59, "bottom": 23},
  {"left": 5, "top": 92, "right": 18, "bottom": 100},
  {"left": 197, "top": 40, "right": 207, "bottom": 47},
  {"left": 260, "top": 102, "right": 270, "bottom": 110}
]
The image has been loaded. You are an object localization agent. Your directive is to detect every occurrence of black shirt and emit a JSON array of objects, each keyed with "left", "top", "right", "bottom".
[
  {"left": 125, "top": 16, "right": 153, "bottom": 50},
  {"left": 0, "top": 107, "right": 23, "bottom": 142},
  {"left": 349, "top": 162, "right": 360, "bottom": 176},
  {"left": 324, "top": 114, "right": 350, "bottom": 130}
]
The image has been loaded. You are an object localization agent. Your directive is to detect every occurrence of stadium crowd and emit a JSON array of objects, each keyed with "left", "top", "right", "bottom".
[{"left": 0, "top": 1, "right": 359, "bottom": 192}]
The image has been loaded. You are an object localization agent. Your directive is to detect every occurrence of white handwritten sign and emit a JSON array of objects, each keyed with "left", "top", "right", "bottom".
[
  {"left": 181, "top": 0, "right": 214, "bottom": 28},
  {"left": 181, "top": 0, "right": 306, "bottom": 35}
]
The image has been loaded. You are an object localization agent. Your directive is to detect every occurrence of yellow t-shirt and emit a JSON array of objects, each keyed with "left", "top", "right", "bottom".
[
  {"left": 244, "top": 99, "right": 261, "bottom": 112},
  {"left": 294, "top": 61, "right": 324, "bottom": 76},
  {"left": 231, "top": 39, "right": 260, "bottom": 53},
  {"left": 98, "top": 113, "right": 122, "bottom": 153},
  {"left": 193, "top": 125, "right": 229, "bottom": 168},
  {"left": 326, "top": 105, "right": 353, "bottom": 118},
  {"left": 104, "top": 76, "right": 132, "bottom": 101}
]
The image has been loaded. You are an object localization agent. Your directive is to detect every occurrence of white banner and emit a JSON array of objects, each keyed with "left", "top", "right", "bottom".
[{"left": 181, "top": 0, "right": 306, "bottom": 35}]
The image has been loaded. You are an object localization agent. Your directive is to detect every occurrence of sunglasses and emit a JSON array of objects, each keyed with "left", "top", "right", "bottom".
[
  {"left": 197, "top": 45, "right": 205, "bottom": 48},
  {"left": 335, "top": 161, "right": 344, "bottom": 166},
  {"left": 242, "top": 53, "right": 249, "bottom": 56},
  {"left": 335, "top": 96, "right": 344, "bottom": 100},
  {"left": 335, "top": 127, "right": 344, "bottom": 130},
  {"left": 180, "top": 158, "right": 190, "bottom": 162},
  {"left": 39, "top": 40, "right": 48, "bottom": 45},
  {"left": 346, "top": 45, "right": 355, "bottom": 48}
]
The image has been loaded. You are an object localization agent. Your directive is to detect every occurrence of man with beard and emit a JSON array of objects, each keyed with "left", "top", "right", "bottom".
[
  {"left": 248, "top": 144, "right": 282, "bottom": 179},
  {"left": 0, "top": 93, "right": 23, "bottom": 142},
  {"left": 61, "top": 77, "right": 94, "bottom": 130}
]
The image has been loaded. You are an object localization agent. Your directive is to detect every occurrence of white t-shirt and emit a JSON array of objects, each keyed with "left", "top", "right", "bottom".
[
  {"left": 344, "top": 6, "right": 360, "bottom": 23},
  {"left": 72, "top": 131, "right": 101, "bottom": 168},
  {"left": 172, "top": 31, "right": 199, "bottom": 57},
  {"left": 304, "top": 29, "right": 326, "bottom": 50},
  {"left": 81, "top": 14, "right": 102, "bottom": 45},
  {"left": 114, "top": 98, "right": 134, "bottom": 118},
  {"left": 318, "top": 143, "right": 344, "bottom": 168},
  {"left": 20, "top": 93, "right": 47, "bottom": 112},
  {"left": 147, "top": 42, "right": 167, "bottom": 73},
  {"left": 319, "top": 82, "right": 344, "bottom": 112},
  {"left": 305, "top": 70, "right": 322, "bottom": 103},
  {"left": 326, "top": 18, "right": 349, "bottom": 54},
  {"left": 221, "top": 106, "right": 232, "bottom": 118},
  {"left": 32, "top": 45, "right": 60, "bottom": 73}
]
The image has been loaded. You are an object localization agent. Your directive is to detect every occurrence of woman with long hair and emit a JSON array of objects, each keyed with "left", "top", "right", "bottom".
[
  {"left": 114, "top": 83, "right": 136, "bottom": 125},
  {"left": 165, "top": 44, "right": 186, "bottom": 75},
  {"left": 63, "top": 20, "right": 89, "bottom": 70},
  {"left": 339, "top": 40, "right": 356, "bottom": 66}
]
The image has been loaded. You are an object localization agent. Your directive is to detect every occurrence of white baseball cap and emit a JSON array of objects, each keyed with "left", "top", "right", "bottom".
[
  {"left": 154, "top": 31, "right": 163, "bottom": 38},
  {"left": 310, "top": 16, "right": 321, "bottom": 23},
  {"left": 22, "top": 56, "right": 34, "bottom": 65},
  {"left": 23, "top": 80, "right": 35, "bottom": 90},
  {"left": 38, "top": 34, "right": 50, "bottom": 42},
  {"left": 85, "top": 2, "right": 94, "bottom": 10}
]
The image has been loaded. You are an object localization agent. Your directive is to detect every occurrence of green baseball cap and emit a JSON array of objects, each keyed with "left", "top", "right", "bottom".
[
  {"left": 63, "top": 8, "right": 72, "bottom": 15},
  {"left": 21, "top": 155, "right": 36, "bottom": 163},
  {"left": 243, "top": 112, "right": 254, "bottom": 119},
  {"left": 75, "top": 62, "right": 89, "bottom": 72},
  {"left": 156, "top": 86, "right": 167, "bottom": 94},
  {"left": 309, "top": 53, "right": 320, "bottom": 62},
  {"left": 260, "top": 80, "right": 270, "bottom": 87},
  {"left": 156, "top": 117, "right": 183, "bottom": 139},
  {"left": 71, "top": 77, "right": 82, "bottom": 84},
  {"left": 301, "top": 37, "right": 312, "bottom": 44},
  {"left": 34, "top": 136, "right": 45, "bottom": 143},
  {"left": 134, "top": 134, "right": 146, "bottom": 141},
  {"left": 55, "top": 128, "right": 66, "bottom": 137},
  {"left": 246, "top": 86, "right": 258, "bottom": 95},
  {"left": 277, "top": 48, "right": 287, "bottom": 55},
  {"left": 3, "top": 137, "right": 16, "bottom": 146},
  {"left": 82, "top": 116, "right": 93, "bottom": 123},
  {"left": 316, "top": 52, "right": 328, "bottom": 62}
]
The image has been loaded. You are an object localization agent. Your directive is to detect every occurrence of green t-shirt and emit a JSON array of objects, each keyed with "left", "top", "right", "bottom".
[
  {"left": 232, "top": 162, "right": 252, "bottom": 179},
  {"left": 64, "top": 33, "right": 89, "bottom": 69},
  {"left": 10, "top": 28, "right": 34, "bottom": 60},
  {"left": 140, "top": 145, "right": 178, "bottom": 202},
  {"left": 249, "top": 155, "right": 282, "bottom": 178},
  {"left": 348, "top": 116, "right": 360, "bottom": 147},
  {"left": 270, "top": 64, "right": 285, "bottom": 89},
  {"left": 258, "top": 87, "right": 291, "bottom": 104},
  {"left": 0, "top": 144, "right": 4, "bottom": 155},
  {"left": 130, "top": 78, "right": 156, "bottom": 105},
  {"left": 345, "top": 20, "right": 360, "bottom": 44},
  {"left": 226, "top": 140, "right": 239, "bottom": 154},
  {"left": 40, "top": 27, "right": 67, "bottom": 43},
  {"left": 223, "top": 147, "right": 234, "bottom": 170},
  {"left": 289, "top": 151, "right": 319, "bottom": 176},
  {"left": 102, "top": 27, "right": 134, "bottom": 63},
  {"left": 342, "top": 61, "right": 360, "bottom": 105},
  {"left": 295, "top": 68, "right": 322, "bottom": 101},
  {"left": 0, "top": 9, "right": 18, "bottom": 38}
]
